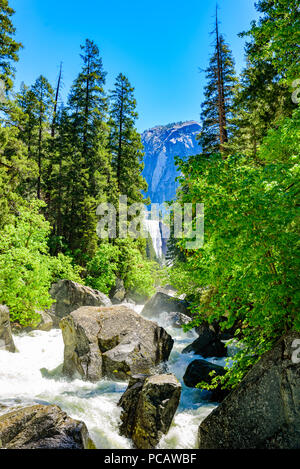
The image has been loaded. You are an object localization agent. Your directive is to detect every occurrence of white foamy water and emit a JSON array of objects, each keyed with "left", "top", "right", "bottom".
[{"left": 0, "top": 304, "right": 219, "bottom": 449}]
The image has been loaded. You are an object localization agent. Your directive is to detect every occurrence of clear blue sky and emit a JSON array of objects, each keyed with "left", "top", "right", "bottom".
[{"left": 11, "top": 0, "right": 259, "bottom": 131}]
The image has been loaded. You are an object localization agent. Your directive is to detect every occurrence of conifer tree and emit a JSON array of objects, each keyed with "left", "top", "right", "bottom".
[
  {"left": 17, "top": 83, "right": 38, "bottom": 159},
  {"left": 0, "top": 0, "right": 22, "bottom": 91},
  {"left": 198, "top": 11, "right": 237, "bottom": 156},
  {"left": 68, "top": 39, "right": 110, "bottom": 198},
  {"left": 108, "top": 73, "right": 147, "bottom": 204},
  {"left": 227, "top": 0, "right": 298, "bottom": 160},
  {"left": 25, "top": 76, "right": 54, "bottom": 199},
  {"left": 50, "top": 40, "right": 111, "bottom": 260}
]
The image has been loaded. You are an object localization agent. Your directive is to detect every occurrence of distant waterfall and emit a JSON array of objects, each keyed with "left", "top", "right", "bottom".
[{"left": 143, "top": 218, "right": 163, "bottom": 259}]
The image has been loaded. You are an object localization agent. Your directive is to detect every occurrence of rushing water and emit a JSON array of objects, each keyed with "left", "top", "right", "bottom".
[{"left": 0, "top": 304, "right": 224, "bottom": 449}]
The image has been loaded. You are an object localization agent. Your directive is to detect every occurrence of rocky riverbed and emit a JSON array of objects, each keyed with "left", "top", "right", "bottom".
[{"left": 0, "top": 302, "right": 221, "bottom": 449}]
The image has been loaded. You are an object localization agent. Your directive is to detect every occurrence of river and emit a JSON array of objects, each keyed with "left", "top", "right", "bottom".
[{"left": 0, "top": 304, "right": 225, "bottom": 449}]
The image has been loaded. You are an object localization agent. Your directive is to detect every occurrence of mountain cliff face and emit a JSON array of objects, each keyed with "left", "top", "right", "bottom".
[{"left": 141, "top": 121, "right": 201, "bottom": 205}]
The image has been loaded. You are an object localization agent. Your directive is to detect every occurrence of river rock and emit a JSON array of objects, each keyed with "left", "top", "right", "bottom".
[
  {"left": 168, "top": 311, "right": 191, "bottom": 328},
  {"left": 198, "top": 330, "right": 300, "bottom": 449},
  {"left": 0, "top": 305, "right": 16, "bottom": 353},
  {"left": 182, "top": 322, "right": 227, "bottom": 358},
  {"left": 142, "top": 291, "right": 188, "bottom": 319},
  {"left": 119, "top": 373, "right": 181, "bottom": 449},
  {"left": 183, "top": 359, "right": 229, "bottom": 401},
  {"left": 35, "top": 310, "right": 54, "bottom": 331},
  {"left": 60, "top": 305, "right": 174, "bottom": 382},
  {"left": 110, "top": 278, "right": 126, "bottom": 304},
  {"left": 49, "top": 279, "right": 112, "bottom": 326},
  {"left": 0, "top": 404, "right": 95, "bottom": 449}
]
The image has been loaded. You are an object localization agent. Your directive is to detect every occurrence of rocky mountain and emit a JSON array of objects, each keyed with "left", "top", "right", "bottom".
[{"left": 141, "top": 121, "right": 201, "bottom": 205}]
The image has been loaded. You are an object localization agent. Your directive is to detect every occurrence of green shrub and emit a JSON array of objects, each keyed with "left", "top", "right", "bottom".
[
  {"left": 0, "top": 200, "right": 83, "bottom": 326},
  {"left": 86, "top": 243, "right": 120, "bottom": 294}
]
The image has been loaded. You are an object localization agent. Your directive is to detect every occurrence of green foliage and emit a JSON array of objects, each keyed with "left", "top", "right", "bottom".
[
  {"left": 118, "top": 239, "right": 157, "bottom": 298},
  {"left": 0, "top": 122, "right": 36, "bottom": 226},
  {"left": 172, "top": 108, "right": 300, "bottom": 388},
  {"left": 48, "top": 252, "right": 82, "bottom": 285},
  {"left": 0, "top": 201, "right": 82, "bottom": 326},
  {"left": 86, "top": 240, "right": 158, "bottom": 298},
  {"left": 240, "top": 0, "right": 300, "bottom": 83},
  {"left": 86, "top": 243, "right": 119, "bottom": 294},
  {"left": 227, "top": 0, "right": 298, "bottom": 160},
  {"left": 0, "top": 0, "right": 22, "bottom": 90},
  {"left": 0, "top": 201, "right": 53, "bottom": 326}
]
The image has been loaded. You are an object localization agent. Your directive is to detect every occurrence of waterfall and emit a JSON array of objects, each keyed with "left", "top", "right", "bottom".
[
  {"left": 143, "top": 218, "right": 163, "bottom": 259},
  {"left": 143, "top": 211, "right": 170, "bottom": 260}
]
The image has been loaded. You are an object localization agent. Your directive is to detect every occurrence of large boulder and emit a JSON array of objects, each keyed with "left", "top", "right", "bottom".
[
  {"left": 0, "top": 404, "right": 95, "bottom": 449},
  {"left": 60, "top": 305, "right": 174, "bottom": 382},
  {"left": 142, "top": 291, "right": 189, "bottom": 319},
  {"left": 49, "top": 279, "right": 112, "bottom": 326},
  {"left": 182, "top": 322, "right": 227, "bottom": 358},
  {"left": 0, "top": 305, "right": 16, "bottom": 353},
  {"left": 198, "top": 330, "right": 300, "bottom": 449},
  {"left": 119, "top": 373, "right": 181, "bottom": 449},
  {"left": 183, "top": 359, "right": 229, "bottom": 402}
]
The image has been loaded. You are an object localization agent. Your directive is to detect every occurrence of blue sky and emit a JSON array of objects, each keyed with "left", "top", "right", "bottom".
[{"left": 10, "top": 0, "right": 259, "bottom": 131}]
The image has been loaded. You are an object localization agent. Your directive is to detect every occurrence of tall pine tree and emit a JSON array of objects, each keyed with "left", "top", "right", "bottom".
[
  {"left": 198, "top": 10, "right": 237, "bottom": 156},
  {"left": 68, "top": 39, "right": 111, "bottom": 198},
  {"left": 108, "top": 73, "right": 147, "bottom": 204}
]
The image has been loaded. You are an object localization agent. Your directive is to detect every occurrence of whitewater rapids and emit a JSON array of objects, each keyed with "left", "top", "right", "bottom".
[{"left": 0, "top": 305, "right": 224, "bottom": 449}]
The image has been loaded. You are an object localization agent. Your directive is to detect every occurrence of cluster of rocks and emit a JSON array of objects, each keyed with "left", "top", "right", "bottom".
[
  {"left": 1, "top": 281, "right": 299, "bottom": 450},
  {"left": 0, "top": 281, "right": 181, "bottom": 450}
]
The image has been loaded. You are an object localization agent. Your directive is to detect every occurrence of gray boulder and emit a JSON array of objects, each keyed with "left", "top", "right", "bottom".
[
  {"left": 0, "top": 404, "right": 95, "bottom": 449},
  {"left": 60, "top": 305, "right": 174, "bottom": 382},
  {"left": 119, "top": 373, "right": 181, "bottom": 449},
  {"left": 110, "top": 278, "right": 126, "bottom": 304},
  {"left": 142, "top": 291, "right": 188, "bottom": 319},
  {"left": 49, "top": 279, "right": 112, "bottom": 326},
  {"left": 35, "top": 310, "right": 53, "bottom": 331},
  {"left": 198, "top": 330, "right": 300, "bottom": 449},
  {"left": 183, "top": 322, "right": 227, "bottom": 358},
  {"left": 168, "top": 311, "right": 192, "bottom": 328},
  {"left": 0, "top": 305, "right": 16, "bottom": 353},
  {"left": 183, "top": 359, "right": 229, "bottom": 402}
]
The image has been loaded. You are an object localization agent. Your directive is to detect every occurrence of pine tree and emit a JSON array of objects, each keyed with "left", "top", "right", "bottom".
[
  {"left": 49, "top": 40, "right": 112, "bottom": 261},
  {"left": 108, "top": 73, "right": 147, "bottom": 204},
  {"left": 227, "top": 0, "right": 298, "bottom": 160},
  {"left": 240, "top": 0, "right": 299, "bottom": 84},
  {"left": 17, "top": 83, "right": 39, "bottom": 159},
  {"left": 68, "top": 39, "right": 110, "bottom": 198},
  {"left": 45, "top": 63, "right": 63, "bottom": 215},
  {"left": 198, "top": 10, "right": 237, "bottom": 156},
  {"left": 0, "top": 0, "right": 22, "bottom": 91},
  {"left": 19, "top": 76, "right": 54, "bottom": 199}
]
